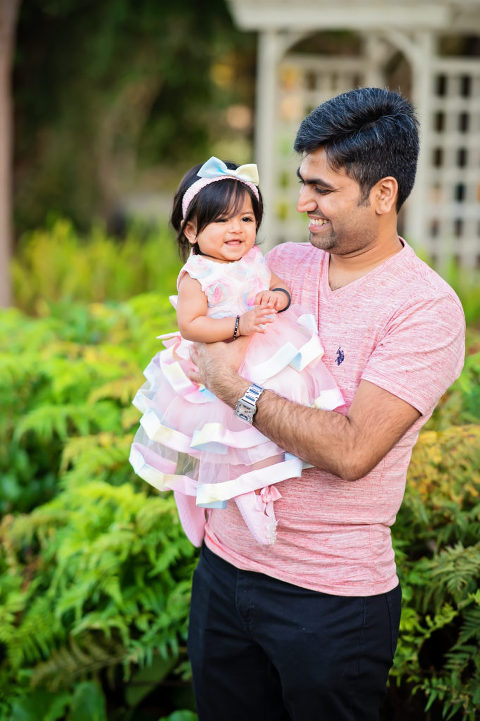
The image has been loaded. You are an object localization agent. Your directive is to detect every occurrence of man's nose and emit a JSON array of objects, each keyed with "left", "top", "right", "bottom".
[{"left": 297, "top": 185, "right": 317, "bottom": 213}]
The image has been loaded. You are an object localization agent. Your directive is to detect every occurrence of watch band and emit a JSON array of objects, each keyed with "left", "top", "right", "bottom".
[{"left": 234, "top": 383, "right": 264, "bottom": 424}]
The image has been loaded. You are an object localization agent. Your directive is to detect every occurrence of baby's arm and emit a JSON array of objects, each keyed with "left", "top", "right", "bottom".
[
  {"left": 177, "top": 274, "right": 275, "bottom": 343},
  {"left": 255, "top": 271, "right": 291, "bottom": 312}
]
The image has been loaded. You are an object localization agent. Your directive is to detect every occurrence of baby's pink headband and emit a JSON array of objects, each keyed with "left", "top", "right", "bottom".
[{"left": 182, "top": 156, "right": 260, "bottom": 219}]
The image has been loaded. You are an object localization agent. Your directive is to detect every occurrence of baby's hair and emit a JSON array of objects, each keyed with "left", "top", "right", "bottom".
[{"left": 170, "top": 161, "right": 264, "bottom": 261}]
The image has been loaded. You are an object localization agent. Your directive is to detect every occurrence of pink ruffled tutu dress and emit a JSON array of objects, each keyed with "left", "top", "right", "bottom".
[{"left": 129, "top": 247, "right": 344, "bottom": 546}]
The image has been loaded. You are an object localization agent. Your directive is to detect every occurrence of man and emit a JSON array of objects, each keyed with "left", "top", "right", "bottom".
[{"left": 187, "top": 87, "right": 465, "bottom": 721}]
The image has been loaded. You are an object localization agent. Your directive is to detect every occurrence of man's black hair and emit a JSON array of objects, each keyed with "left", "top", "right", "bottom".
[{"left": 294, "top": 87, "right": 419, "bottom": 210}]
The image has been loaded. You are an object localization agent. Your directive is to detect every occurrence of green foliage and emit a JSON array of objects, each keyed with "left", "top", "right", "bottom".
[
  {"left": 8, "top": 681, "right": 105, "bottom": 721},
  {"left": 158, "top": 713, "right": 197, "bottom": 721},
  {"left": 392, "top": 419, "right": 480, "bottom": 720},
  {"left": 12, "top": 219, "right": 182, "bottom": 314},
  {"left": 0, "top": 482, "right": 196, "bottom": 694},
  {"left": 0, "top": 281, "right": 178, "bottom": 515},
  {"left": 13, "top": 0, "right": 254, "bottom": 232},
  {"left": 0, "top": 286, "right": 198, "bottom": 719},
  {"left": 428, "top": 327, "right": 480, "bottom": 430}
]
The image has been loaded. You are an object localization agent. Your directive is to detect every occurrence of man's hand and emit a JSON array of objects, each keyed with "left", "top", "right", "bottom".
[{"left": 189, "top": 337, "right": 250, "bottom": 405}]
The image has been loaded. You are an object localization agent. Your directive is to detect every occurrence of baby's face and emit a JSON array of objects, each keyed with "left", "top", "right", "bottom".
[{"left": 187, "top": 195, "right": 257, "bottom": 264}]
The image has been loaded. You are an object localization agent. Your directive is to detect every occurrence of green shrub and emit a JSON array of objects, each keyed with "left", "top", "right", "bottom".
[
  {"left": 392, "top": 422, "right": 480, "bottom": 720},
  {"left": 427, "top": 328, "right": 480, "bottom": 431},
  {"left": 12, "top": 219, "right": 182, "bottom": 314},
  {"left": 0, "top": 296, "right": 196, "bottom": 719},
  {"left": 0, "top": 294, "right": 177, "bottom": 515},
  {"left": 386, "top": 341, "right": 480, "bottom": 720},
  {"left": 0, "top": 479, "right": 196, "bottom": 720}
]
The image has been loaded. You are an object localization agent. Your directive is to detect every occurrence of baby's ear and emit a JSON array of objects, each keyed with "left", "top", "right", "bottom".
[{"left": 183, "top": 220, "right": 197, "bottom": 243}]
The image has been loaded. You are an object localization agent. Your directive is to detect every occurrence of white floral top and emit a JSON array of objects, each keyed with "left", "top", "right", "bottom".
[{"left": 177, "top": 247, "right": 271, "bottom": 319}]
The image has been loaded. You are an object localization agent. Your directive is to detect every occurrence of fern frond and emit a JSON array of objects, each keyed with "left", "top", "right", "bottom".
[
  {"left": 3, "top": 506, "right": 70, "bottom": 550},
  {"left": 5, "top": 594, "right": 63, "bottom": 669},
  {"left": 0, "top": 354, "right": 40, "bottom": 390},
  {"left": 31, "top": 634, "right": 127, "bottom": 691},
  {"left": 60, "top": 433, "right": 131, "bottom": 476},
  {"left": 88, "top": 375, "right": 141, "bottom": 405},
  {"left": 14, "top": 401, "right": 120, "bottom": 441},
  {"left": 425, "top": 542, "right": 480, "bottom": 607},
  {"left": 457, "top": 604, "right": 480, "bottom": 644}
]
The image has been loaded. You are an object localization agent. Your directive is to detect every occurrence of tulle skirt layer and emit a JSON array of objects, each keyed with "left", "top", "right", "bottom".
[{"left": 129, "top": 306, "right": 344, "bottom": 507}]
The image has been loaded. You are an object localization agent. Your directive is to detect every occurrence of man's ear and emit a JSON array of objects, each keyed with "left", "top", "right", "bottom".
[
  {"left": 183, "top": 220, "right": 197, "bottom": 244},
  {"left": 372, "top": 177, "right": 398, "bottom": 215}
]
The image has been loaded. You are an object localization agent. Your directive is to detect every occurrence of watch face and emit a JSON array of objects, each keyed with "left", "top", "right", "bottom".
[
  {"left": 235, "top": 399, "right": 255, "bottom": 424},
  {"left": 235, "top": 384, "right": 263, "bottom": 424}
]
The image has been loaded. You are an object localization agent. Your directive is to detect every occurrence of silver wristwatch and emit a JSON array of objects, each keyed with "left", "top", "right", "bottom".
[{"left": 234, "top": 383, "right": 264, "bottom": 424}]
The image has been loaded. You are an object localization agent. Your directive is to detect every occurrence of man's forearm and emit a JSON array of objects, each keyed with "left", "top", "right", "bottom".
[
  {"left": 191, "top": 341, "right": 420, "bottom": 482},
  {"left": 254, "top": 388, "right": 354, "bottom": 477},
  {"left": 209, "top": 366, "right": 354, "bottom": 479}
]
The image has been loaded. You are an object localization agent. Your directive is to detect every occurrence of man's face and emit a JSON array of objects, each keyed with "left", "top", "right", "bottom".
[{"left": 296, "top": 148, "right": 379, "bottom": 256}]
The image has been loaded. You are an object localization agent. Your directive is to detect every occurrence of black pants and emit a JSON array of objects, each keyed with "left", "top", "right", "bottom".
[{"left": 187, "top": 545, "right": 401, "bottom": 721}]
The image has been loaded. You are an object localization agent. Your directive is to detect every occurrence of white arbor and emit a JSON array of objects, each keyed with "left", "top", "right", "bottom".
[{"left": 227, "top": 0, "right": 480, "bottom": 266}]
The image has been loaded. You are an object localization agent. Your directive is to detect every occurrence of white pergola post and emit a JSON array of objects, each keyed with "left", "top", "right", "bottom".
[
  {"left": 255, "top": 29, "right": 280, "bottom": 249},
  {"left": 382, "top": 28, "right": 436, "bottom": 250},
  {"left": 408, "top": 31, "right": 436, "bottom": 250},
  {"left": 363, "top": 34, "right": 390, "bottom": 88}
]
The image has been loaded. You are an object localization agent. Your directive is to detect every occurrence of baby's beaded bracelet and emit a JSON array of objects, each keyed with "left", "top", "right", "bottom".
[{"left": 233, "top": 315, "right": 240, "bottom": 340}]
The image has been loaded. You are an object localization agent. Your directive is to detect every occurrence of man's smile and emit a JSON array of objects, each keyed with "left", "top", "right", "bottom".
[{"left": 308, "top": 216, "right": 330, "bottom": 231}]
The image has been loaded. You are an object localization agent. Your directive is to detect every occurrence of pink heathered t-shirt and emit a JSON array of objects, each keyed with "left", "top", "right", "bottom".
[{"left": 204, "top": 240, "right": 465, "bottom": 596}]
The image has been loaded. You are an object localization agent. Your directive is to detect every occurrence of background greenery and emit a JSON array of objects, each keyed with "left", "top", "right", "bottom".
[
  {"left": 0, "top": 223, "right": 479, "bottom": 720},
  {"left": 1, "top": 225, "right": 192, "bottom": 721},
  {"left": 13, "top": 0, "right": 255, "bottom": 235}
]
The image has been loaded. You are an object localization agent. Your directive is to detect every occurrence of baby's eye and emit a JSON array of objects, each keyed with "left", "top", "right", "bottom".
[{"left": 242, "top": 215, "right": 254, "bottom": 222}]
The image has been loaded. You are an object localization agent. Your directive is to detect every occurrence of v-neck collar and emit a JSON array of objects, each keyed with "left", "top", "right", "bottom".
[{"left": 320, "top": 238, "right": 408, "bottom": 298}]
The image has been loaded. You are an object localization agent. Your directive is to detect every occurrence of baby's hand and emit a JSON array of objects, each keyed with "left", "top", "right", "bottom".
[
  {"left": 255, "top": 289, "right": 289, "bottom": 311},
  {"left": 239, "top": 306, "right": 276, "bottom": 336}
]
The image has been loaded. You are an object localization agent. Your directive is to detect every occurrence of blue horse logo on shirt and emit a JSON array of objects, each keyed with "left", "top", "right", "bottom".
[{"left": 336, "top": 347, "right": 345, "bottom": 366}]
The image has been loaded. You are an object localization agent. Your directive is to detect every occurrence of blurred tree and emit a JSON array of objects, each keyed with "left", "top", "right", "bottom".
[
  {"left": 0, "top": 0, "right": 21, "bottom": 307},
  {"left": 12, "top": 0, "right": 255, "bottom": 235}
]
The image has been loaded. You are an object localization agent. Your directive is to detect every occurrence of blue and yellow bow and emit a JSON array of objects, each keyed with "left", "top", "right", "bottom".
[{"left": 198, "top": 156, "right": 259, "bottom": 185}]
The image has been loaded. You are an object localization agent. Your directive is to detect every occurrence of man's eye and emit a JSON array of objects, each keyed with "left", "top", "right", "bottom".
[{"left": 314, "top": 187, "right": 331, "bottom": 195}]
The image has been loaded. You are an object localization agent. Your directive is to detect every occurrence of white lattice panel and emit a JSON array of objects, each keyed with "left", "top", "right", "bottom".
[{"left": 425, "top": 59, "right": 480, "bottom": 267}]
